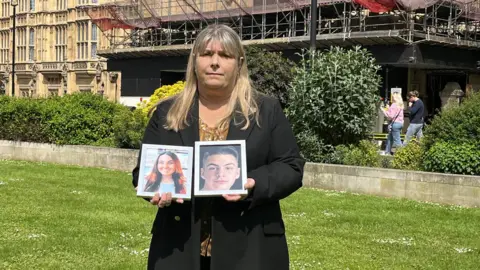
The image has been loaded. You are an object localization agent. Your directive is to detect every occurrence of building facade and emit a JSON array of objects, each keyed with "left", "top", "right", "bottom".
[
  {"left": 0, "top": 0, "right": 121, "bottom": 101},
  {"left": 86, "top": 0, "right": 480, "bottom": 111}
]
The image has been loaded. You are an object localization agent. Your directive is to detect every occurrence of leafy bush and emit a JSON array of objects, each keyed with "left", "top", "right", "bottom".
[
  {"left": 342, "top": 140, "right": 381, "bottom": 167},
  {"left": 0, "top": 96, "right": 51, "bottom": 143},
  {"left": 0, "top": 93, "right": 146, "bottom": 149},
  {"left": 391, "top": 139, "right": 424, "bottom": 171},
  {"left": 294, "top": 130, "right": 333, "bottom": 163},
  {"left": 423, "top": 92, "right": 480, "bottom": 151},
  {"left": 113, "top": 108, "right": 148, "bottom": 149},
  {"left": 45, "top": 93, "right": 121, "bottom": 146},
  {"left": 423, "top": 142, "right": 480, "bottom": 175},
  {"left": 139, "top": 81, "right": 185, "bottom": 116},
  {"left": 286, "top": 46, "right": 382, "bottom": 162},
  {"left": 245, "top": 46, "right": 296, "bottom": 107}
]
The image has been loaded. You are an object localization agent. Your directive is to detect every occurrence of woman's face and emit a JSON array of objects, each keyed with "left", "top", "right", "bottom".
[
  {"left": 157, "top": 154, "right": 175, "bottom": 177},
  {"left": 195, "top": 40, "right": 238, "bottom": 93}
]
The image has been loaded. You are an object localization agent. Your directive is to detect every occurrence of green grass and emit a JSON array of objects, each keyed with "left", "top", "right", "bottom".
[{"left": 1, "top": 160, "right": 480, "bottom": 269}]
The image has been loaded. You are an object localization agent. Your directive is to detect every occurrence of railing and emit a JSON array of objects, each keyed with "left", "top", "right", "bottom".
[
  {"left": 41, "top": 62, "right": 62, "bottom": 71},
  {"left": 73, "top": 62, "right": 88, "bottom": 69}
]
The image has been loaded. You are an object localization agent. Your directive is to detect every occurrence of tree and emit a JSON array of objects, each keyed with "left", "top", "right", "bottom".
[
  {"left": 245, "top": 46, "right": 295, "bottom": 107},
  {"left": 286, "top": 46, "right": 382, "bottom": 162}
]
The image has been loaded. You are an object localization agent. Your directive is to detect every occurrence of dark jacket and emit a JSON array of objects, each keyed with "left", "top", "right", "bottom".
[
  {"left": 132, "top": 94, "right": 305, "bottom": 270},
  {"left": 409, "top": 99, "right": 425, "bottom": 124}
]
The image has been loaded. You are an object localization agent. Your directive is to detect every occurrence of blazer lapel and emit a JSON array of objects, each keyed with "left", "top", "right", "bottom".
[
  {"left": 179, "top": 95, "right": 200, "bottom": 147},
  {"left": 226, "top": 110, "right": 256, "bottom": 142}
]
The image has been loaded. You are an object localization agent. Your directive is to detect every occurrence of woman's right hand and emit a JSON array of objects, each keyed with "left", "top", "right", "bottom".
[{"left": 150, "top": 192, "right": 184, "bottom": 208}]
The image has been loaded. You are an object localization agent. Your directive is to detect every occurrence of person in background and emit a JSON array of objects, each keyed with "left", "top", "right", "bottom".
[
  {"left": 404, "top": 90, "right": 425, "bottom": 144},
  {"left": 383, "top": 92, "right": 404, "bottom": 155}
]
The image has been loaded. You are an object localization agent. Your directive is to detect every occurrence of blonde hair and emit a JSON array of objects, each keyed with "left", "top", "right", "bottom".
[
  {"left": 158, "top": 24, "right": 259, "bottom": 132},
  {"left": 392, "top": 92, "right": 404, "bottom": 109}
]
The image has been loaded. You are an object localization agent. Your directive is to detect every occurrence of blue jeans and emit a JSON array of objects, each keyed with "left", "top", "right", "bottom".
[
  {"left": 386, "top": 122, "right": 403, "bottom": 154},
  {"left": 404, "top": 123, "right": 424, "bottom": 145}
]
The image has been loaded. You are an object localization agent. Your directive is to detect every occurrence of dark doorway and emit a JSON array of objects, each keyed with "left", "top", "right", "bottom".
[
  {"left": 425, "top": 71, "right": 467, "bottom": 123},
  {"left": 160, "top": 71, "right": 186, "bottom": 86}
]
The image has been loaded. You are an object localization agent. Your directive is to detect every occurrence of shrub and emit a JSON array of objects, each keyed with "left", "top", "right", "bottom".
[
  {"left": 0, "top": 96, "right": 51, "bottom": 143},
  {"left": 139, "top": 81, "right": 185, "bottom": 116},
  {"left": 391, "top": 139, "right": 424, "bottom": 171},
  {"left": 423, "top": 142, "right": 480, "bottom": 175},
  {"left": 245, "top": 46, "right": 296, "bottom": 107},
  {"left": 342, "top": 140, "right": 381, "bottom": 167},
  {"left": 286, "top": 46, "right": 382, "bottom": 162},
  {"left": 113, "top": 108, "right": 148, "bottom": 149},
  {"left": 423, "top": 92, "right": 480, "bottom": 151},
  {"left": 45, "top": 93, "right": 120, "bottom": 146},
  {"left": 294, "top": 130, "right": 333, "bottom": 163},
  {"left": 0, "top": 93, "right": 146, "bottom": 149}
]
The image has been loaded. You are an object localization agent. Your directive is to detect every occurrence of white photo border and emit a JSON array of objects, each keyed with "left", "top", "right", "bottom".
[
  {"left": 136, "top": 143, "right": 194, "bottom": 199},
  {"left": 194, "top": 140, "right": 248, "bottom": 196}
]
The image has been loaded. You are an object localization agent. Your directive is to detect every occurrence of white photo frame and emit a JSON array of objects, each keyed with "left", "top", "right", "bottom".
[
  {"left": 136, "top": 144, "right": 193, "bottom": 199},
  {"left": 194, "top": 140, "right": 248, "bottom": 197}
]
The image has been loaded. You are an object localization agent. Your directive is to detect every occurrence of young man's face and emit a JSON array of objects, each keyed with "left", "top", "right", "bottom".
[{"left": 201, "top": 154, "right": 240, "bottom": 191}]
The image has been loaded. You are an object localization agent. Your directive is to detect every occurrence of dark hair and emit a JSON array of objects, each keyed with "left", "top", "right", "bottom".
[
  {"left": 408, "top": 90, "right": 419, "bottom": 98},
  {"left": 202, "top": 146, "right": 239, "bottom": 167},
  {"left": 144, "top": 151, "right": 185, "bottom": 193}
]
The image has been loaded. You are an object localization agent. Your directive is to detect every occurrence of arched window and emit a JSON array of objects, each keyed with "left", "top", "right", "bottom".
[{"left": 29, "top": 28, "right": 34, "bottom": 61}]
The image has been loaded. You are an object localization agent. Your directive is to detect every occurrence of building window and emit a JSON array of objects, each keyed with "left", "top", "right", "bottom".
[
  {"left": 29, "top": 28, "right": 34, "bottom": 61},
  {"left": 21, "top": 89, "right": 30, "bottom": 97},
  {"left": 30, "top": 0, "right": 35, "bottom": 11},
  {"left": 49, "top": 89, "right": 59, "bottom": 96},
  {"left": 76, "top": 21, "right": 88, "bottom": 59},
  {"left": 91, "top": 24, "right": 97, "bottom": 40},
  {"left": 0, "top": 31, "right": 9, "bottom": 64},
  {"left": 91, "top": 43, "right": 97, "bottom": 59},
  {"left": 17, "top": 28, "right": 27, "bottom": 62},
  {"left": 91, "top": 24, "right": 97, "bottom": 59},
  {"left": 2, "top": 3, "right": 9, "bottom": 17},
  {"left": 56, "top": 0, "right": 67, "bottom": 10},
  {"left": 19, "top": 0, "right": 28, "bottom": 12},
  {"left": 55, "top": 26, "right": 67, "bottom": 61}
]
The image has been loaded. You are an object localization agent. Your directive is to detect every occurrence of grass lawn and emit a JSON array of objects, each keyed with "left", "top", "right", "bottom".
[{"left": 1, "top": 160, "right": 480, "bottom": 269}]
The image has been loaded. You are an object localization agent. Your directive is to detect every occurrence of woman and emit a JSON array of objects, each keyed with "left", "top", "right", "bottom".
[
  {"left": 383, "top": 92, "right": 405, "bottom": 155},
  {"left": 132, "top": 24, "right": 305, "bottom": 270},
  {"left": 144, "top": 151, "right": 187, "bottom": 195}
]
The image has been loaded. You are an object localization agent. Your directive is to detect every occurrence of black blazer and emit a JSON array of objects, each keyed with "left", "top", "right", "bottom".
[{"left": 132, "top": 93, "right": 305, "bottom": 270}]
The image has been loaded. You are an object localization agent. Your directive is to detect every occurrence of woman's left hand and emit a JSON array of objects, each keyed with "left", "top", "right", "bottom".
[{"left": 223, "top": 178, "right": 255, "bottom": 202}]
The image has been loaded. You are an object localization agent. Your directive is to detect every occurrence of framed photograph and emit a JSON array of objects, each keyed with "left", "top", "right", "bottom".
[
  {"left": 194, "top": 140, "right": 248, "bottom": 196},
  {"left": 136, "top": 144, "right": 193, "bottom": 199}
]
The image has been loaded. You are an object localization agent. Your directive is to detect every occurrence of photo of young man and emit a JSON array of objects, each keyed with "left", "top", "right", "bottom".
[{"left": 200, "top": 146, "right": 242, "bottom": 191}]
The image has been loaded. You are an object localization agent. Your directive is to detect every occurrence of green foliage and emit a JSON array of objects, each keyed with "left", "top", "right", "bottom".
[
  {"left": 113, "top": 108, "right": 148, "bottom": 149},
  {"left": 245, "top": 46, "right": 296, "bottom": 107},
  {"left": 0, "top": 96, "right": 51, "bottom": 142},
  {"left": 0, "top": 93, "right": 146, "bottom": 149},
  {"left": 379, "top": 156, "right": 392, "bottom": 169},
  {"left": 45, "top": 93, "right": 121, "bottom": 146},
  {"left": 294, "top": 130, "right": 333, "bottom": 162},
  {"left": 138, "top": 81, "right": 185, "bottom": 116},
  {"left": 342, "top": 140, "right": 381, "bottom": 167},
  {"left": 286, "top": 46, "right": 382, "bottom": 162},
  {"left": 423, "top": 142, "right": 480, "bottom": 175},
  {"left": 423, "top": 92, "right": 480, "bottom": 151},
  {"left": 391, "top": 140, "right": 424, "bottom": 171}
]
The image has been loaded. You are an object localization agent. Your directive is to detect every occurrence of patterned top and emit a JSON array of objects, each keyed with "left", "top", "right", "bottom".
[{"left": 199, "top": 118, "right": 230, "bottom": 257}]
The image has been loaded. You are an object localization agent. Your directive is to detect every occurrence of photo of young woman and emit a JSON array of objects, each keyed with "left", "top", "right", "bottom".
[{"left": 137, "top": 144, "right": 193, "bottom": 199}]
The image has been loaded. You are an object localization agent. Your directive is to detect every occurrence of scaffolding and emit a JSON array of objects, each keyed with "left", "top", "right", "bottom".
[{"left": 79, "top": 0, "right": 480, "bottom": 55}]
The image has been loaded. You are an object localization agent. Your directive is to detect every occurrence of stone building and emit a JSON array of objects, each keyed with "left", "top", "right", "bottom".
[{"left": 0, "top": 0, "right": 121, "bottom": 101}]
